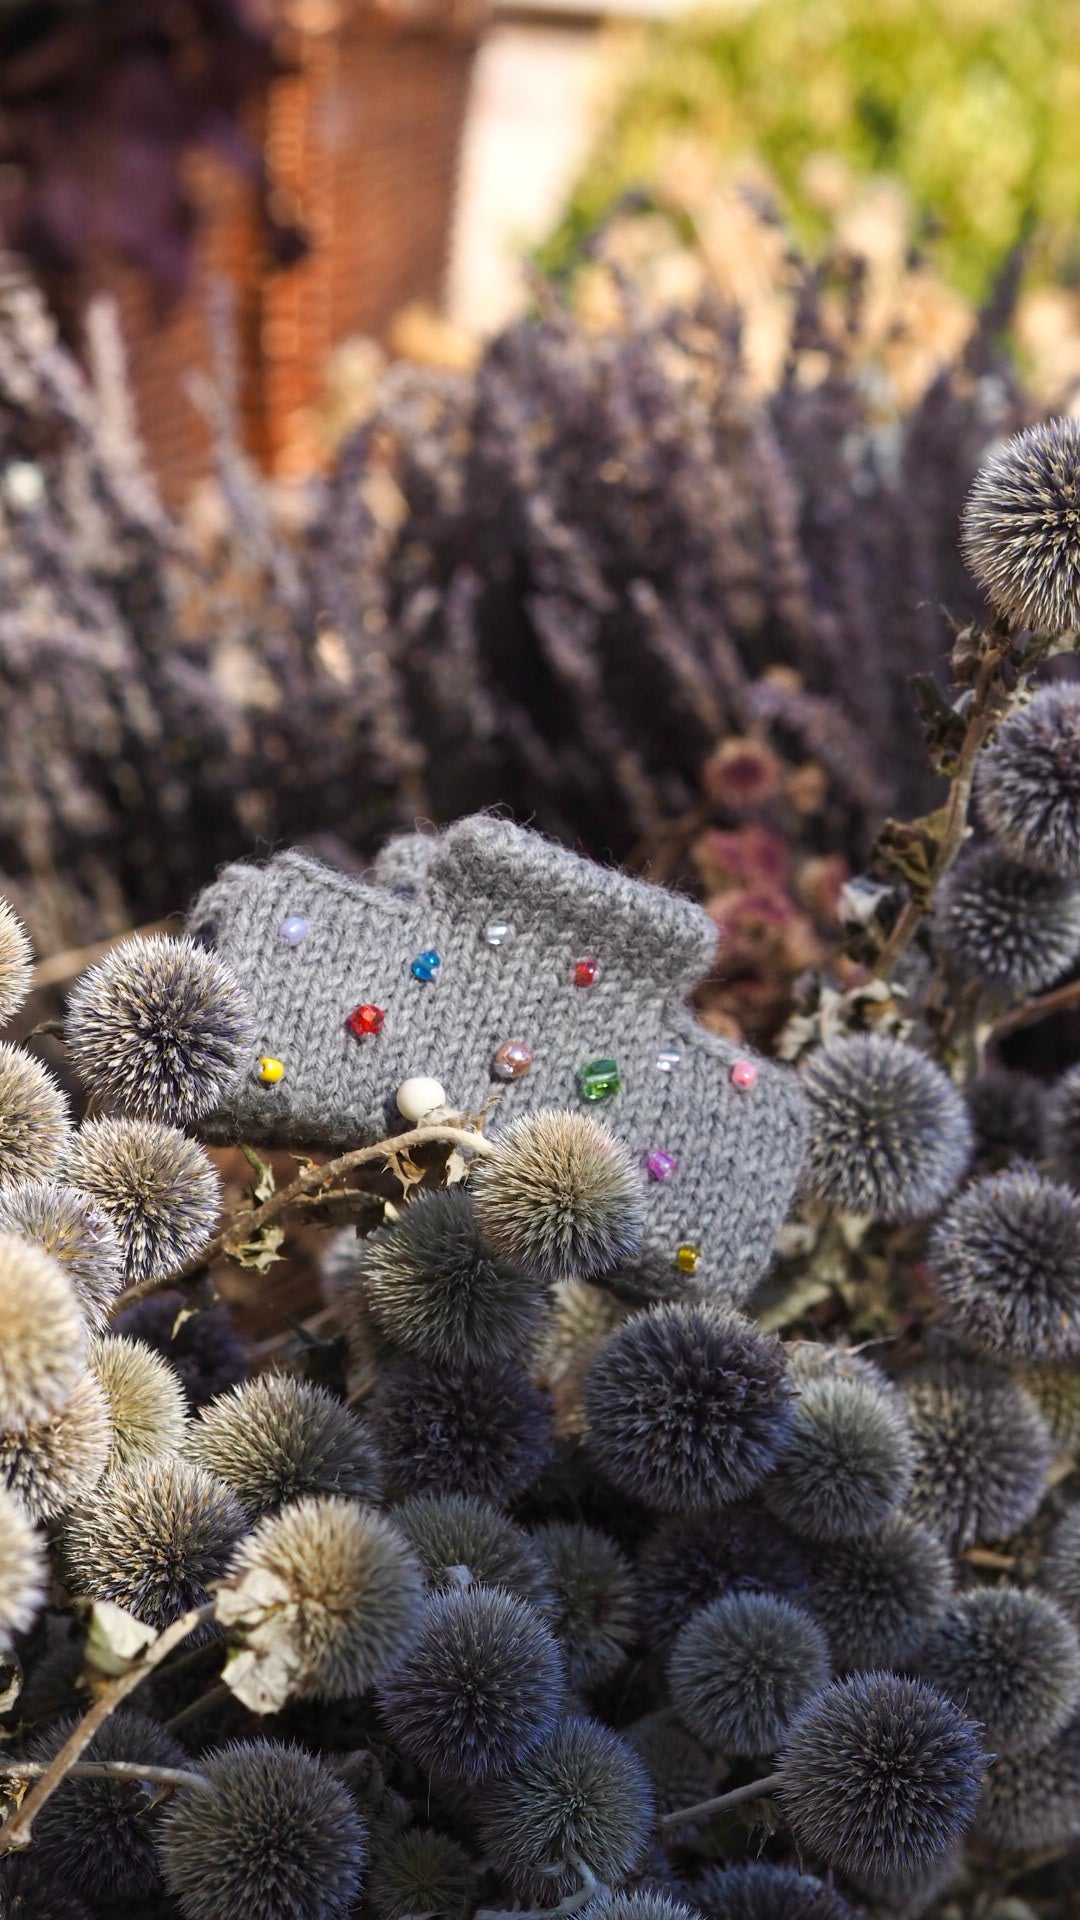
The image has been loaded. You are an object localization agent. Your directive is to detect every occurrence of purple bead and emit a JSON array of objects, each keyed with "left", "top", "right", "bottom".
[
  {"left": 277, "top": 914, "right": 309, "bottom": 947},
  {"left": 645, "top": 1148, "right": 677, "bottom": 1182}
]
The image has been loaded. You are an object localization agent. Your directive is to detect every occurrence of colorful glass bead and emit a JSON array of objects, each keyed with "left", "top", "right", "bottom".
[
  {"left": 574, "top": 956, "right": 599, "bottom": 988},
  {"left": 483, "top": 922, "right": 513, "bottom": 948},
  {"left": 730, "top": 1058, "right": 759, "bottom": 1091},
  {"left": 493, "top": 1039, "right": 533, "bottom": 1082},
  {"left": 656, "top": 1044, "right": 682, "bottom": 1073},
  {"left": 579, "top": 1058, "right": 620, "bottom": 1102},
  {"left": 256, "top": 1057, "right": 284, "bottom": 1084},
  {"left": 675, "top": 1243, "right": 702, "bottom": 1274},
  {"left": 347, "top": 1003, "right": 384, "bottom": 1038},
  {"left": 411, "top": 949, "right": 442, "bottom": 983},
  {"left": 645, "top": 1148, "right": 677, "bottom": 1182},
  {"left": 277, "top": 914, "right": 309, "bottom": 947}
]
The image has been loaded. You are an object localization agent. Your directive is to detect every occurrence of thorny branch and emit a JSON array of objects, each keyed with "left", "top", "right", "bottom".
[{"left": 659, "top": 1769, "right": 786, "bottom": 1832}]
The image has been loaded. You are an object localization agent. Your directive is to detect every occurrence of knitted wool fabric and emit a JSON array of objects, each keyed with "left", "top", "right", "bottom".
[{"left": 188, "top": 817, "right": 808, "bottom": 1299}]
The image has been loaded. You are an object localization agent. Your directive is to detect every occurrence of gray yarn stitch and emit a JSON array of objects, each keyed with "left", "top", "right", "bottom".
[{"left": 187, "top": 815, "right": 807, "bottom": 1301}]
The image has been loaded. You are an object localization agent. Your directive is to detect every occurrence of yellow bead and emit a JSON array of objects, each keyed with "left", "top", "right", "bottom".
[
  {"left": 257, "top": 1056, "right": 284, "bottom": 1084},
  {"left": 675, "top": 1243, "right": 701, "bottom": 1274}
]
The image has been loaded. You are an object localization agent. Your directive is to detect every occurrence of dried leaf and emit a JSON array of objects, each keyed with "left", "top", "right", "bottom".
[
  {"left": 444, "top": 1147, "right": 469, "bottom": 1187},
  {"left": 241, "top": 1144, "right": 276, "bottom": 1203},
  {"left": 223, "top": 1219, "right": 285, "bottom": 1273},
  {"left": 83, "top": 1600, "right": 157, "bottom": 1678},
  {"left": 756, "top": 1274, "right": 837, "bottom": 1333},
  {"left": 218, "top": 1564, "right": 305, "bottom": 1716},
  {"left": 911, "top": 673, "right": 966, "bottom": 773}
]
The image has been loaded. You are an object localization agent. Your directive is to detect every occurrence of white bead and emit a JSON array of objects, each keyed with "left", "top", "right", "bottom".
[{"left": 396, "top": 1076, "right": 448, "bottom": 1123}]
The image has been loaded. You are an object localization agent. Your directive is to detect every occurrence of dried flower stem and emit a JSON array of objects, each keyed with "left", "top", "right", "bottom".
[
  {"left": 658, "top": 1769, "right": 785, "bottom": 1832},
  {"left": 31, "top": 919, "right": 174, "bottom": 991},
  {"left": 0, "top": 1599, "right": 214, "bottom": 1855},
  {"left": 2, "top": 1758, "right": 205, "bottom": 1790},
  {"left": 987, "top": 972, "right": 1080, "bottom": 1042}
]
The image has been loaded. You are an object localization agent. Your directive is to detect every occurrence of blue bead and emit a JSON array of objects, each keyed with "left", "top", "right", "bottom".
[
  {"left": 411, "top": 949, "right": 442, "bottom": 983},
  {"left": 277, "top": 915, "right": 309, "bottom": 947}
]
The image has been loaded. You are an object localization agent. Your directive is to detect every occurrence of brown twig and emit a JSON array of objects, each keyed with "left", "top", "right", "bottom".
[
  {"left": 165, "top": 1677, "right": 230, "bottom": 1734},
  {"left": 987, "top": 973, "right": 1080, "bottom": 1043},
  {"left": 658, "top": 1769, "right": 785, "bottom": 1832},
  {"left": 1, "top": 1758, "right": 204, "bottom": 1791},
  {"left": 31, "top": 918, "right": 175, "bottom": 991},
  {"left": 0, "top": 1600, "right": 214, "bottom": 1855}
]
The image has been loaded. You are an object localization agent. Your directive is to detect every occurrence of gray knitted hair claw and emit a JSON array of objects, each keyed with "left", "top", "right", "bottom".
[{"left": 188, "top": 815, "right": 807, "bottom": 1303}]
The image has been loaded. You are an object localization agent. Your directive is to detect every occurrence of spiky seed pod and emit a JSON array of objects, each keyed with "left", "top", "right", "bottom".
[
  {"left": 0, "top": 1486, "right": 46, "bottom": 1646},
  {"left": 472, "top": 1111, "right": 646, "bottom": 1283},
  {"left": 904, "top": 1358, "right": 1052, "bottom": 1549},
  {"left": 229, "top": 1497, "right": 423, "bottom": 1696},
  {"left": 184, "top": 1372, "right": 380, "bottom": 1519},
  {"left": 63, "top": 1117, "right": 220, "bottom": 1284},
  {"left": 0, "top": 900, "right": 31, "bottom": 1030},
  {"left": 961, "top": 419, "right": 1080, "bottom": 635},
  {"left": 392, "top": 1492, "right": 552, "bottom": 1612},
  {"left": 64, "top": 933, "right": 252, "bottom": 1126},
  {"left": 90, "top": 1334, "right": 187, "bottom": 1468},
  {"left": 1048, "top": 1061, "right": 1080, "bottom": 1185},
  {"left": 800, "top": 1034, "right": 972, "bottom": 1224},
  {"left": 624, "top": 1712, "right": 715, "bottom": 1822},
  {"left": 379, "top": 1585, "right": 565, "bottom": 1783},
  {"left": 918, "top": 1586, "right": 1080, "bottom": 1755},
  {"left": 351, "top": 1187, "right": 546, "bottom": 1368},
  {"left": 0, "top": 1180, "right": 123, "bottom": 1331},
  {"left": 531, "top": 1521, "right": 637, "bottom": 1689},
  {"left": 478, "top": 1715, "right": 654, "bottom": 1902},
  {"left": 581, "top": 1898, "right": 701, "bottom": 1920},
  {"left": 977, "top": 684, "right": 1080, "bottom": 873},
  {"left": 637, "top": 1505, "right": 811, "bottom": 1650},
  {"left": 0, "top": 1044, "right": 70, "bottom": 1188},
  {"left": 966, "top": 1066, "right": 1046, "bottom": 1171},
  {"left": 0, "top": 1855, "right": 93, "bottom": 1920},
  {"left": 975, "top": 1709, "right": 1080, "bottom": 1850},
  {"left": 848, "top": 1847, "right": 964, "bottom": 1915},
  {"left": 0, "top": 1233, "right": 86, "bottom": 1428},
  {"left": 694, "top": 1862, "right": 855, "bottom": 1920},
  {"left": 806, "top": 1513, "right": 952, "bottom": 1671},
  {"left": 61, "top": 1455, "right": 246, "bottom": 1628},
  {"left": 367, "top": 1828, "right": 475, "bottom": 1920},
  {"left": 0, "top": 1369, "right": 112, "bottom": 1520},
  {"left": 669, "top": 1592, "right": 829, "bottom": 1757},
  {"left": 112, "top": 1288, "right": 249, "bottom": 1407},
  {"left": 583, "top": 1303, "right": 792, "bottom": 1513},
  {"left": 1038, "top": 1502, "right": 1080, "bottom": 1624},
  {"left": 763, "top": 1372, "right": 914, "bottom": 1542},
  {"left": 785, "top": 1339, "right": 902, "bottom": 1398},
  {"left": 368, "top": 1357, "right": 554, "bottom": 1504},
  {"left": 537, "top": 1278, "right": 630, "bottom": 1437},
  {"left": 27, "top": 1709, "right": 189, "bottom": 1902},
  {"left": 928, "top": 1166, "right": 1080, "bottom": 1360},
  {"left": 779, "top": 1672, "right": 984, "bottom": 1884},
  {"left": 932, "top": 845, "right": 1080, "bottom": 995},
  {"left": 160, "top": 1739, "right": 366, "bottom": 1920},
  {"left": 1022, "top": 1360, "right": 1080, "bottom": 1453}
]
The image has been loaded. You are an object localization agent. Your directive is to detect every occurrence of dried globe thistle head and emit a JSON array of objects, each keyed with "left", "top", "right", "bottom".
[
  {"left": 0, "top": 1369, "right": 112, "bottom": 1520},
  {"left": 61, "top": 1454, "right": 246, "bottom": 1628},
  {"left": 975, "top": 1708, "right": 1080, "bottom": 1851},
  {"left": 904, "top": 1358, "right": 1052, "bottom": 1549},
  {"left": 977, "top": 684, "right": 1080, "bottom": 874},
  {"left": 113, "top": 1287, "right": 249, "bottom": 1407},
  {"left": 582, "top": 1899, "right": 699, "bottom": 1920},
  {"left": 0, "top": 900, "right": 32, "bottom": 1030},
  {"left": 472, "top": 1111, "right": 645, "bottom": 1283},
  {"left": 966, "top": 1066, "right": 1046, "bottom": 1171},
  {"left": 0, "top": 1856, "right": 92, "bottom": 1920},
  {"left": 0, "top": 1485, "right": 46, "bottom": 1646},
  {"left": 531, "top": 1520, "right": 637, "bottom": 1689},
  {"left": 352, "top": 1186, "right": 546, "bottom": 1368},
  {"left": 0, "top": 1233, "right": 86, "bottom": 1428},
  {"left": 63, "top": 1117, "right": 220, "bottom": 1284},
  {"left": 90, "top": 1333, "right": 187, "bottom": 1468},
  {"left": 778, "top": 1671, "right": 984, "bottom": 1884},
  {"left": 1038, "top": 1502, "right": 1080, "bottom": 1624},
  {"left": 693, "top": 1862, "right": 855, "bottom": 1920},
  {"left": 229, "top": 1496, "right": 423, "bottom": 1697},
  {"left": 918, "top": 1586, "right": 1080, "bottom": 1755},
  {"left": 368, "top": 1356, "right": 554, "bottom": 1504},
  {"left": 537, "top": 1278, "right": 629, "bottom": 1436},
  {"left": 367, "top": 1827, "right": 475, "bottom": 1920},
  {"left": 185, "top": 1372, "right": 380, "bottom": 1519},
  {"left": 763, "top": 1372, "right": 914, "bottom": 1541},
  {"left": 932, "top": 845, "right": 1080, "bottom": 995},
  {"left": 669, "top": 1591, "right": 829, "bottom": 1757},
  {"left": 160, "top": 1739, "right": 366, "bottom": 1920},
  {"left": 961, "top": 418, "right": 1080, "bottom": 635},
  {"left": 929, "top": 1167, "right": 1080, "bottom": 1361},
  {"left": 478, "top": 1715, "right": 654, "bottom": 1902},
  {"left": 0, "top": 1180, "right": 123, "bottom": 1331},
  {"left": 0, "top": 1044, "right": 71, "bottom": 1186},
  {"left": 64, "top": 933, "right": 252, "bottom": 1125},
  {"left": 379, "top": 1584, "right": 565, "bottom": 1783},
  {"left": 624, "top": 1712, "right": 714, "bottom": 1822},
  {"left": 806, "top": 1513, "right": 952, "bottom": 1671},
  {"left": 800, "top": 1034, "right": 971, "bottom": 1223},
  {"left": 1047, "top": 1061, "right": 1080, "bottom": 1184},
  {"left": 1022, "top": 1360, "right": 1080, "bottom": 1453},
  {"left": 583, "top": 1303, "right": 792, "bottom": 1513},
  {"left": 392, "top": 1492, "right": 552, "bottom": 1611},
  {"left": 638, "top": 1505, "right": 811, "bottom": 1650},
  {"left": 27, "top": 1708, "right": 189, "bottom": 1902}
]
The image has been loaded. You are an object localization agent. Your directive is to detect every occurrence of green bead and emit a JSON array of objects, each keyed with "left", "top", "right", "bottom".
[{"left": 579, "top": 1057, "right": 621, "bottom": 1102}]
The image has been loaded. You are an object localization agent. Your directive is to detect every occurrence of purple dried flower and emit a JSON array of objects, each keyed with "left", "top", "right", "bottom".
[{"left": 801, "top": 1034, "right": 971, "bottom": 1223}]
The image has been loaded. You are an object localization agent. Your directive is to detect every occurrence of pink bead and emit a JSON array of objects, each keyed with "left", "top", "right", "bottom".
[
  {"left": 645, "top": 1148, "right": 677, "bottom": 1182},
  {"left": 730, "top": 1057, "right": 758, "bottom": 1091},
  {"left": 492, "top": 1039, "right": 533, "bottom": 1082}
]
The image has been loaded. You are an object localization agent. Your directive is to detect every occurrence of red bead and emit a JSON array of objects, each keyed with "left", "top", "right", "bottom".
[
  {"left": 347, "top": 1003, "right": 384, "bottom": 1038},
  {"left": 574, "top": 957, "right": 599, "bottom": 988},
  {"left": 730, "top": 1057, "right": 758, "bottom": 1091}
]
